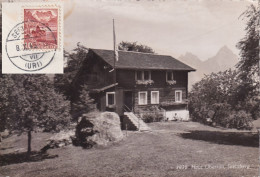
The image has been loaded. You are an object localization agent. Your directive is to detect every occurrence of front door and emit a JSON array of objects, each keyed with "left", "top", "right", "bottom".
[{"left": 124, "top": 91, "right": 133, "bottom": 112}]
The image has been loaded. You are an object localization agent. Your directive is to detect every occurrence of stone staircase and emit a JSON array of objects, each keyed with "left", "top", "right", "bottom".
[{"left": 123, "top": 112, "right": 151, "bottom": 131}]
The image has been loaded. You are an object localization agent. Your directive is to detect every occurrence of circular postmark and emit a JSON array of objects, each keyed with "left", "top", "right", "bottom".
[{"left": 5, "top": 21, "right": 56, "bottom": 72}]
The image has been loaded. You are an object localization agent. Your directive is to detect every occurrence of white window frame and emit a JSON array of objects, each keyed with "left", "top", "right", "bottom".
[
  {"left": 135, "top": 71, "right": 151, "bottom": 81},
  {"left": 175, "top": 90, "right": 182, "bottom": 102},
  {"left": 151, "top": 91, "right": 159, "bottom": 104},
  {"left": 166, "top": 71, "right": 174, "bottom": 81},
  {"left": 106, "top": 92, "right": 116, "bottom": 106},
  {"left": 138, "top": 91, "right": 148, "bottom": 105}
]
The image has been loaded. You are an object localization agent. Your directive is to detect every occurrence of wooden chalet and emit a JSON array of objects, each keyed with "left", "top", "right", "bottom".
[{"left": 72, "top": 49, "right": 195, "bottom": 130}]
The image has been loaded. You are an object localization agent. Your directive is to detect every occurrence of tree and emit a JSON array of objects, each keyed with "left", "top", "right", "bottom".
[
  {"left": 0, "top": 13, "right": 2, "bottom": 52},
  {"left": 66, "top": 43, "right": 89, "bottom": 73},
  {"left": 189, "top": 70, "right": 255, "bottom": 129},
  {"left": 71, "top": 84, "right": 95, "bottom": 121},
  {"left": 118, "top": 41, "right": 155, "bottom": 53},
  {"left": 0, "top": 74, "right": 71, "bottom": 155},
  {"left": 54, "top": 43, "right": 88, "bottom": 99},
  {"left": 0, "top": 75, "right": 16, "bottom": 132},
  {"left": 236, "top": 4, "right": 260, "bottom": 101},
  {"left": 189, "top": 4, "right": 260, "bottom": 128}
]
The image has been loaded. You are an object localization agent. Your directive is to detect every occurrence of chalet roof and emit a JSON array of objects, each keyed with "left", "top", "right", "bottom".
[{"left": 90, "top": 49, "right": 195, "bottom": 71}]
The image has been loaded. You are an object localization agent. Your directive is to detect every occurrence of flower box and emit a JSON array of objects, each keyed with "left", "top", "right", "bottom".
[
  {"left": 136, "top": 80, "right": 154, "bottom": 85},
  {"left": 106, "top": 105, "right": 116, "bottom": 109},
  {"left": 166, "top": 80, "right": 177, "bottom": 85}
]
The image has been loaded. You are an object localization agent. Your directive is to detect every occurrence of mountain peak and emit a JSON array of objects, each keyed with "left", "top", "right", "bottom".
[
  {"left": 179, "top": 52, "right": 201, "bottom": 61},
  {"left": 220, "top": 45, "right": 228, "bottom": 50},
  {"left": 178, "top": 52, "right": 202, "bottom": 68},
  {"left": 179, "top": 47, "right": 239, "bottom": 90},
  {"left": 183, "top": 52, "right": 199, "bottom": 58},
  {"left": 215, "top": 45, "right": 237, "bottom": 59},
  {"left": 203, "top": 46, "right": 238, "bottom": 73},
  {"left": 218, "top": 45, "right": 233, "bottom": 54}
]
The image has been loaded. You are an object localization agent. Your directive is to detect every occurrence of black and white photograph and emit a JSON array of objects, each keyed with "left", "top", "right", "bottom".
[{"left": 0, "top": 0, "right": 260, "bottom": 176}]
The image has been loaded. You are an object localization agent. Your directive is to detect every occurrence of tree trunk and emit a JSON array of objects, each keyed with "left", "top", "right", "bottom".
[{"left": 27, "top": 130, "right": 32, "bottom": 155}]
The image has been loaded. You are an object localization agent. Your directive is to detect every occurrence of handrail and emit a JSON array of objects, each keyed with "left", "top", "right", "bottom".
[
  {"left": 124, "top": 105, "right": 141, "bottom": 131},
  {"left": 123, "top": 110, "right": 151, "bottom": 131},
  {"left": 123, "top": 104, "right": 132, "bottom": 112},
  {"left": 123, "top": 106, "right": 141, "bottom": 131}
]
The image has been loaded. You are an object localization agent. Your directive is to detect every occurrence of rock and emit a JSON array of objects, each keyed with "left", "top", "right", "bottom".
[
  {"left": 41, "top": 130, "right": 75, "bottom": 152},
  {"left": 75, "top": 111, "right": 124, "bottom": 148},
  {"left": 49, "top": 130, "right": 75, "bottom": 141},
  {"left": 58, "top": 142, "right": 66, "bottom": 147},
  {"left": 0, "top": 129, "right": 10, "bottom": 141}
]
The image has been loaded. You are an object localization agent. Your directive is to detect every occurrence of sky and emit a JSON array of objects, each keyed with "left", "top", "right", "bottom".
[
  {"left": 1, "top": 0, "right": 257, "bottom": 61},
  {"left": 63, "top": 0, "right": 256, "bottom": 61}
]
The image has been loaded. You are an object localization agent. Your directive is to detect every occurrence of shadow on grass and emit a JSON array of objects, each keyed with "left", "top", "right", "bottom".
[
  {"left": 0, "top": 151, "right": 58, "bottom": 166},
  {"left": 0, "top": 146, "right": 14, "bottom": 150},
  {"left": 179, "top": 131, "right": 259, "bottom": 147}
]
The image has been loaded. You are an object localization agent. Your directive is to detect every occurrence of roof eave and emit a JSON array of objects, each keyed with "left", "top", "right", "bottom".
[{"left": 115, "top": 66, "right": 196, "bottom": 71}]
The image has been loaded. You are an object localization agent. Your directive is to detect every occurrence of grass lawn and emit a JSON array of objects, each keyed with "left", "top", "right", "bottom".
[{"left": 0, "top": 121, "right": 259, "bottom": 177}]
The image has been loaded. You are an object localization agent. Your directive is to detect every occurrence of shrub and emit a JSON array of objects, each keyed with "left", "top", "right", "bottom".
[
  {"left": 227, "top": 110, "right": 253, "bottom": 130},
  {"left": 142, "top": 113, "right": 164, "bottom": 123},
  {"left": 189, "top": 70, "right": 256, "bottom": 130},
  {"left": 141, "top": 106, "right": 164, "bottom": 123}
]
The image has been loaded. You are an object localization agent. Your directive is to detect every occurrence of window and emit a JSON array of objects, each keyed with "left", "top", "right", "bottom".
[
  {"left": 136, "top": 71, "right": 151, "bottom": 81},
  {"left": 175, "top": 90, "right": 182, "bottom": 102},
  {"left": 166, "top": 71, "right": 174, "bottom": 81},
  {"left": 136, "top": 71, "right": 142, "bottom": 80},
  {"left": 151, "top": 91, "right": 159, "bottom": 104},
  {"left": 106, "top": 92, "right": 115, "bottom": 106},
  {"left": 144, "top": 71, "right": 150, "bottom": 80},
  {"left": 138, "top": 91, "right": 147, "bottom": 105}
]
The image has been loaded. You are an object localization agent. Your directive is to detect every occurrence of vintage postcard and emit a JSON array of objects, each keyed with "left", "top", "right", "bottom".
[
  {"left": 0, "top": 0, "right": 260, "bottom": 177},
  {"left": 1, "top": 2, "right": 63, "bottom": 73}
]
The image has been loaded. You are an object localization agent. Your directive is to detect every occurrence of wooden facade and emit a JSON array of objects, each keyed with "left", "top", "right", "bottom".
[{"left": 71, "top": 49, "right": 195, "bottom": 117}]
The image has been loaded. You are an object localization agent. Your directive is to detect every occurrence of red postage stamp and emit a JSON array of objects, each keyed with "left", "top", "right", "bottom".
[
  {"left": 24, "top": 9, "right": 58, "bottom": 49},
  {"left": 2, "top": 2, "right": 63, "bottom": 74}
]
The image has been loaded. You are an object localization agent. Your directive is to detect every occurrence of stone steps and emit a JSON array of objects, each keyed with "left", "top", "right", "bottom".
[{"left": 124, "top": 112, "right": 151, "bottom": 131}]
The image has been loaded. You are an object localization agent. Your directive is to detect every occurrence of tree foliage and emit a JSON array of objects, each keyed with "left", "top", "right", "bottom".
[
  {"left": 189, "top": 4, "right": 260, "bottom": 129},
  {"left": 54, "top": 43, "right": 88, "bottom": 98},
  {"left": 189, "top": 70, "right": 258, "bottom": 129},
  {"left": 0, "top": 75, "right": 16, "bottom": 132},
  {"left": 66, "top": 43, "right": 89, "bottom": 73},
  {"left": 72, "top": 84, "right": 95, "bottom": 120},
  {"left": 0, "top": 74, "right": 71, "bottom": 153},
  {"left": 54, "top": 43, "right": 95, "bottom": 122},
  {"left": 118, "top": 41, "right": 155, "bottom": 53},
  {"left": 236, "top": 4, "right": 260, "bottom": 100}
]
